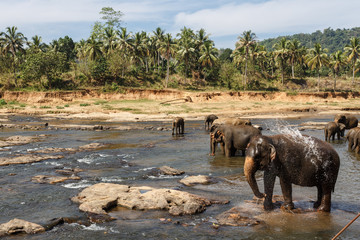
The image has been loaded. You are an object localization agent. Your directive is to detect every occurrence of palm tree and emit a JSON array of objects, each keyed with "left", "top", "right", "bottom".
[
  {"left": 330, "top": 50, "right": 346, "bottom": 91},
  {"left": 344, "top": 37, "right": 360, "bottom": 85},
  {"left": 117, "top": 27, "right": 133, "bottom": 77},
  {"left": 198, "top": 41, "right": 218, "bottom": 81},
  {"left": 159, "top": 33, "right": 177, "bottom": 88},
  {"left": 86, "top": 35, "right": 103, "bottom": 61},
  {"left": 103, "top": 27, "right": 118, "bottom": 56},
  {"left": 153, "top": 27, "right": 165, "bottom": 71},
  {"left": 234, "top": 30, "right": 256, "bottom": 87},
  {"left": 177, "top": 27, "right": 196, "bottom": 79},
  {"left": 273, "top": 37, "right": 288, "bottom": 85},
  {"left": 27, "top": 35, "right": 47, "bottom": 52},
  {"left": 306, "top": 43, "right": 329, "bottom": 91},
  {"left": 0, "top": 26, "right": 27, "bottom": 84},
  {"left": 286, "top": 39, "right": 302, "bottom": 79}
]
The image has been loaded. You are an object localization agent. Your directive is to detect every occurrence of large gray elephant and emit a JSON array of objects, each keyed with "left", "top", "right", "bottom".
[
  {"left": 244, "top": 134, "right": 340, "bottom": 212},
  {"left": 324, "top": 121, "right": 345, "bottom": 141},
  {"left": 334, "top": 114, "right": 358, "bottom": 129},
  {"left": 210, "top": 125, "right": 261, "bottom": 157},
  {"left": 172, "top": 117, "right": 184, "bottom": 135},
  {"left": 346, "top": 127, "right": 360, "bottom": 153}
]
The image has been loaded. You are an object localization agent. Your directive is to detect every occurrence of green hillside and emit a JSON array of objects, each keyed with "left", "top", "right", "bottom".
[{"left": 260, "top": 27, "right": 360, "bottom": 53}]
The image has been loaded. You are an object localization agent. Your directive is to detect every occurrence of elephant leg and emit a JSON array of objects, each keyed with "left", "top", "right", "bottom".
[
  {"left": 263, "top": 170, "right": 277, "bottom": 210},
  {"left": 317, "top": 186, "right": 332, "bottom": 212},
  {"left": 220, "top": 142, "right": 225, "bottom": 155},
  {"left": 280, "top": 177, "right": 294, "bottom": 210},
  {"left": 225, "top": 144, "right": 232, "bottom": 157},
  {"left": 337, "top": 131, "right": 340, "bottom": 140},
  {"left": 231, "top": 146, "right": 237, "bottom": 156},
  {"left": 313, "top": 185, "right": 322, "bottom": 209},
  {"left": 241, "top": 150, "right": 245, "bottom": 156},
  {"left": 332, "top": 133, "right": 335, "bottom": 141},
  {"left": 210, "top": 137, "right": 216, "bottom": 155},
  {"left": 324, "top": 130, "right": 328, "bottom": 141}
]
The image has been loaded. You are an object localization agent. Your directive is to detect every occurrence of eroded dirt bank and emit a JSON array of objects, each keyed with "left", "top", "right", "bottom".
[
  {"left": 1, "top": 89, "right": 360, "bottom": 121},
  {"left": 2, "top": 89, "right": 360, "bottom": 103}
]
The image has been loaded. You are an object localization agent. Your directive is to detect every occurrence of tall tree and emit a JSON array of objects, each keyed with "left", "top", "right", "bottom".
[
  {"left": 177, "top": 27, "right": 196, "bottom": 79},
  {"left": 159, "top": 33, "right": 177, "bottom": 88},
  {"left": 100, "top": 7, "right": 123, "bottom": 29},
  {"left": 153, "top": 27, "right": 165, "bottom": 71},
  {"left": 0, "top": 26, "right": 27, "bottom": 85},
  {"left": 330, "top": 50, "right": 346, "bottom": 91},
  {"left": 234, "top": 30, "right": 256, "bottom": 87},
  {"left": 86, "top": 35, "right": 103, "bottom": 61},
  {"left": 103, "top": 27, "right": 118, "bottom": 56},
  {"left": 344, "top": 37, "right": 360, "bottom": 85},
  {"left": 273, "top": 37, "right": 288, "bottom": 85},
  {"left": 306, "top": 43, "right": 329, "bottom": 91},
  {"left": 286, "top": 39, "right": 302, "bottom": 79},
  {"left": 198, "top": 41, "right": 218, "bottom": 81}
]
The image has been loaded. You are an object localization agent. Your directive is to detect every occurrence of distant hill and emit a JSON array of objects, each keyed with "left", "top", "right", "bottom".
[{"left": 259, "top": 27, "right": 360, "bottom": 53}]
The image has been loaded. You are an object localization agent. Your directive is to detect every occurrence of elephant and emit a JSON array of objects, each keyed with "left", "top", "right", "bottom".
[
  {"left": 334, "top": 114, "right": 358, "bottom": 129},
  {"left": 210, "top": 118, "right": 252, "bottom": 132},
  {"left": 205, "top": 114, "right": 218, "bottom": 130},
  {"left": 346, "top": 127, "right": 360, "bottom": 153},
  {"left": 244, "top": 134, "right": 340, "bottom": 212},
  {"left": 172, "top": 117, "right": 184, "bottom": 135},
  {"left": 324, "top": 121, "right": 345, "bottom": 141},
  {"left": 210, "top": 125, "right": 261, "bottom": 157}
]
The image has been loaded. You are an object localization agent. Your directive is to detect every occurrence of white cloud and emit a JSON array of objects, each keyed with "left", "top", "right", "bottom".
[{"left": 173, "top": 0, "right": 360, "bottom": 38}]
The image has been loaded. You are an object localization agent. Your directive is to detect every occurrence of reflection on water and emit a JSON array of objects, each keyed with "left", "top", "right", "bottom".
[{"left": 0, "top": 116, "right": 360, "bottom": 239}]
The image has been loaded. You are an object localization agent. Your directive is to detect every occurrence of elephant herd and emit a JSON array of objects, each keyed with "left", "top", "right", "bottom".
[{"left": 171, "top": 113, "right": 352, "bottom": 212}]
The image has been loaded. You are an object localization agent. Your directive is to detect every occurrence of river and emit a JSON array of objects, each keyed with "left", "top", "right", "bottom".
[{"left": 0, "top": 115, "right": 359, "bottom": 239}]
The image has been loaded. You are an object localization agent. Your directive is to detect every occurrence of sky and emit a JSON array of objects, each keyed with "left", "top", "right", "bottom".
[{"left": 1, "top": 0, "right": 360, "bottom": 49}]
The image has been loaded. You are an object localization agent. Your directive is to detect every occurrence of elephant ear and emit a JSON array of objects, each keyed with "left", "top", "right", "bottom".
[
  {"left": 339, "top": 123, "right": 346, "bottom": 130},
  {"left": 269, "top": 144, "right": 276, "bottom": 162}
]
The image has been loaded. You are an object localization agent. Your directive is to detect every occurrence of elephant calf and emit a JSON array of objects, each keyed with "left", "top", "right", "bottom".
[
  {"left": 245, "top": 134, "right": 340, "bottom": 212},
  {"left": 172, "top": 117, "right": 184, "bottom": 135},
  {"left": 324, "top": 121, "right": 345, "bottom": 141},
  {"left": 204, "top": 114, "right": 218, "bottom": 130},
  {"left": 346, "top": 127, "right": 360, "bottom": 153}
]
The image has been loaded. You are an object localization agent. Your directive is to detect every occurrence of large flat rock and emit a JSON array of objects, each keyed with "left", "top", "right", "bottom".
[{"left": 0, "top": 218, "right": 45, "bottom": 237}]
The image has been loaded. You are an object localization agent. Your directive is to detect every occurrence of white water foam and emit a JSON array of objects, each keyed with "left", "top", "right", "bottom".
[
  {"left": 267, "top": 119, "right": 321, "bottom": 166},
  {"left": 100, "top": 176, "right": 124, "bottom": 183},
  {"left": 62, "top": 180, "right": 92, "bottom": 189}
]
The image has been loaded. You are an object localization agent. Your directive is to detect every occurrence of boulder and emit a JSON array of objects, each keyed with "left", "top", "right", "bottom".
[
  {"left": 32, "top": 175, "right": 81, "bottom": 184},
  {"left": 159, "top": 166, "right": 185, "bottom": 176},
  {"left": 0, "top": 218, "right": 45, "bottom": 237},
  {"left": 0, "top": 154, "right": 63, "bottom": 166},
  {"left": 0, "top": 135, "right": 45, "bottom": 148},
  {"left": 31, "top": 143, "right": 105, "bottom": 154},
  {"left": 71, "top": 183, "right": 214, "bottom": 218},
  {"left": 179, "top": 175, "right": 216, "bottom": 186}
]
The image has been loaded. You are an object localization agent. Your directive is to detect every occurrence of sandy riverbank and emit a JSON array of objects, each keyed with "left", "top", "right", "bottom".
[{"left": 0, "top": 89, "right": 359, "bottom": 121}]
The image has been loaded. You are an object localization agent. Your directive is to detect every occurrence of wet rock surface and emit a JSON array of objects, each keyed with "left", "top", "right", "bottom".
[
  {"left": 0, "top": 218, "right": 45, "bottom": 237},
  {"left": 32, "top": 175, "right": 81, "bottom": 184},
  {"left": 159, "top": 166, "right": 185, "bottom": 175},
  {"left": 30, "top": 143, "right": 105, "bottom": 154},
  {"left": 0, "top": 135, "right": 46, "bottom": 147},
  {"left": 179, "top": 175, "right": 217, "bottom": 186},
  {"left": 71, "top": 183, "right": 219, "bottom": 219},
  {"left": 216, "top": 207, "right": 262, "bottom": 226},
  {"left": 0, "top": 154, "right": 63, "bottom": 166}
]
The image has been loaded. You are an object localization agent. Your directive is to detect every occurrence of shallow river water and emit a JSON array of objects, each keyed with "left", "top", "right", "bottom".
[{"left": 1, "top": 115, "right": 360, "bottom": 239}]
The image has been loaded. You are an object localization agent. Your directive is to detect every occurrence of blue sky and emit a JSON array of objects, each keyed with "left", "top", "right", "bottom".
[{"left": 1, "top": 0, "right": 360, "bottom": 49}]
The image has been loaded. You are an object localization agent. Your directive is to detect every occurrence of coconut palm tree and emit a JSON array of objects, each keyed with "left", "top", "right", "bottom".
[
  {"left": 159, "top": 33, "right": 177, "bottom": 88},
  {"left": 198, "top": 41, "right": 218, "bottom": 81},
  {"left": 306, "top": 43, "right": 329, "bottom": 92},
  {"left": 153, "top": 27, "right": 165, "bottom": 70},
  {"left": 286, "top": 39, "right": 302, "bottom": 79},
  {"left": 27, "top": 35, "right": 47, "bottom": 52},
  {"left": 177, "top": 27, "right": 196, "bottom": 79},
  {"left": 344, "top": 37, "right": 360, "bottom": 85},
  {"left": 86, "top": 35, "right": 103, "bottom": 61},
  {"left": 103, "top": 27, "right": 118, "bottom": 56},
  {"left": 234, "top": 30, "right": 256, "bottom": 87},
  {"left": 0, "top": 26, "right": 27, "bottom": 84},
  {"left": 273, "top": 37, "right": 288, "bottom": 85},
  {"left": 330, "top": 50, "right": 346, "bottom": 91}
]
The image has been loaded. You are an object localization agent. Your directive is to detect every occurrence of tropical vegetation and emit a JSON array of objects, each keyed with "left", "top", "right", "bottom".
[{"left": 1, "top": 7, "right": 360, "bottom": 92}]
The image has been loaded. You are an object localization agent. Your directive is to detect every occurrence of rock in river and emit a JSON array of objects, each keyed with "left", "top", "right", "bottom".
[
  {"left": 71, "top": 183, "right": 220, "bottom": 218},
  {"left": 0, "top": 218, "right": 45, "bottom": 237},
  {"left": 179, "top": 175, "right": 217, "bottom": 186}
]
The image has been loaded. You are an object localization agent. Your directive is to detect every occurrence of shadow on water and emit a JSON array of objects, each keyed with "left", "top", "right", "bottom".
[{"left": 1, "top": 117, "right": 360, "bottom": 239}]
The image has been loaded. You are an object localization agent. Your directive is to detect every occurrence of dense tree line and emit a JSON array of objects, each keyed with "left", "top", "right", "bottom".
[{"left": 0, "top": 8, "right": 360, "bottom": 92}]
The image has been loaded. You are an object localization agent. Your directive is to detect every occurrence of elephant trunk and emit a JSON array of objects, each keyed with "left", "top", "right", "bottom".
[{"left": 244, "top": 156, "right": 265, "bottom": 198}]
